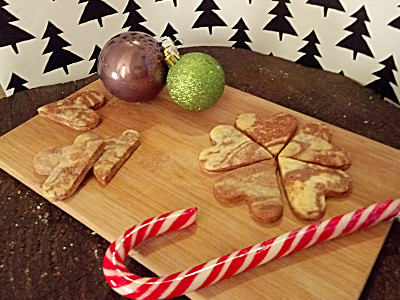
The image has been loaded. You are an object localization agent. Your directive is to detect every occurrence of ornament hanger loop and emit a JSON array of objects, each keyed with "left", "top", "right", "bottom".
[{"left": 161, "top": 37, "right": 180, "bottom": 66}]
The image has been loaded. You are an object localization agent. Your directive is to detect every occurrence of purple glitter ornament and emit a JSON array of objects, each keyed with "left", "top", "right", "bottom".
[{"left": 98, "top": 32, "right": 168, "bottom": 102}]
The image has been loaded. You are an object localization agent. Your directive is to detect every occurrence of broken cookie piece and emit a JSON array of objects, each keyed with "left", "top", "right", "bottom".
[
  {"left": 199, "top": 125, "right": 272, "bottom": 173},
  {"left": 213, "top": 160, "right": 283, "bottom": 223},
  {"left": 34, "top": 146, "right": 66, "bottom": 176},
  {"left": 236, "top": 112, "right": 298, "bottom": 156},
  {"left": 80, "top": 130, "right": 140, "bottom": 185},
  {"left": 279, "top": 122, "right": 351, "bottom": 170},
  {"left": 74, "top": 130, "right": 140, "bottom": 185},
  {"left": 41, "top": 140, "right": 105, "bottom": 201},
  {"left": 278, "top": 157, "right": 352, "bottom": 220}
]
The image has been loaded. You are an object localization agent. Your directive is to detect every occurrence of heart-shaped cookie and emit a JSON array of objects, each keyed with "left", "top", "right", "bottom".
[
  {"left": 35, "top": 129, "right": 140, "bottom": 188},
  {"left": 75, "top": 130, "right": 140, "bottom": 185},
  {"left": 199, "top": 125, "right": 272, "bottom": 173},
  {"left": 236, "top": 112, "right": 298, "bottom": 156},
  {"left": 34, "top": 133, "right": 102, "bottom": 176},
  {"left": 279, "top": 122, "right": 351, "bottom": 169},
  {"left": 37, "top": 140, "right": 105, "bottom": 201},
  {"left": 34, "top": 146, "right": 67, "bottom": 176},
  {"left": 278, "top": 157, "right": 352, "bottom": 220},
  {"left": 213, "top": 160, "right": 283, "bottom": 223},
  {"left": 37, "top": 91, "right": 106, "bottom": 131}
]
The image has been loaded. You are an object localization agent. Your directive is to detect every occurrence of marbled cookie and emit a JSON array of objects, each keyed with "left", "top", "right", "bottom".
[
  {"left": 41, "top": 140, "right": 105, "bottom": 201},
  {"left": 75, "top": 130, "right": 140, "bottom": 185},
  {"left": 37, "top": 91, "right": 106, "bottom": 131},
  {"left": 278, "top": 157, "right": 352, "bottom": 220},
  {"left": 213, "top": 160, "right": 283, "bottom": 223},
  {"left": 199, "top": 125, "right": 272, "bottom": 173},
  {"left": 34, "top": 146, "right": 66, "bottom": 176},
  {"left": 279, "top": 122, "right": 351, "bottom": 170},
  {"left": 236, "top": 112, "right": 298, "bottom": 156}
]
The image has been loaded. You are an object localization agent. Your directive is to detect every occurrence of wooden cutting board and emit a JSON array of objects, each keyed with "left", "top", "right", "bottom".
[{"left": 1, "top": 80, "right": 399, "bottom": 299}]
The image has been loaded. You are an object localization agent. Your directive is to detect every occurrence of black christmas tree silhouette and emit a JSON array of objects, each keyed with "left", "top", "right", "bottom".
[
  {"left": 160, "top": 23, "right": 182, "bottom": 45},
  {"left": 389, "top": 5, "right": 400, "bottom": 30},
  {"left": 229, "top": 18, "right": 252, "bottom": 50},
  {"left": 263, "top": 0, "right": 297, "bottom": 41},
  {"left": 78, "top": 0, "right": 117, "bottom": 27},
  {"left": 89, "top": 45, "right": 101, "bottom": 74},
  {"left": 155, "top": 0, "right": 177, "bottom": 7},
  {"left": 336, "top": 6, "right": 374, "bottom": 60},
  {"left": 122, "top": 0, "right": 154, "bottom": 36},
  {"left": 0, "top": 0, "right": 35, "bottom": 54},
  {"left": 366, "top": 56, "right": 399, "bottom": 105},
  {"left": 192, "top": 0, "right": 227, "bottom": 34},
  {"left": 296, "top": 31, "right": 322, "bottom": 69},
  {"left": 306, "top": 0, "right": 344, "bottom": 17},
  {"left": 41, "top": 22, "right": 84, "bottom": 75},
  {"left": 6, "top": 73, "right": 28, "bottom": 93}
]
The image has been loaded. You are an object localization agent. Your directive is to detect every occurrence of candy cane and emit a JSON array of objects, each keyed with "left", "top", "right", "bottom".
[{"left": 103, "top": 199, "right": 400, "bottom": 299}]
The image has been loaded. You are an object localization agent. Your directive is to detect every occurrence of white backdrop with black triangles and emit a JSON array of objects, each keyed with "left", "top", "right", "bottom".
[{"left": 1, "top": 0, "right": 399, "bottom": 106}]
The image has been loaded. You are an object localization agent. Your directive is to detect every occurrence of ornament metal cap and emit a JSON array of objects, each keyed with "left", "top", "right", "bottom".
[{"left": 161, "top": 37, "right": 180, "bottom": 66}]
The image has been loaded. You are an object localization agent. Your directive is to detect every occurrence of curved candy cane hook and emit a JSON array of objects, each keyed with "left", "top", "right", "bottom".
[{"left": 103, "top": 199, "right": 400, "bottom": 300}]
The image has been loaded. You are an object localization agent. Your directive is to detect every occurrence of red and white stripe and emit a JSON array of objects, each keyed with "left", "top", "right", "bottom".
[{"left": 103, "top": 199, "right": 400, "bottom": 299}]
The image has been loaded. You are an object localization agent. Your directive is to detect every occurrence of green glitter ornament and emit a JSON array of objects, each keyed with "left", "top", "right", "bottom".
[{"left": 166, "top": 52, "right": 225, "bottom": 111}]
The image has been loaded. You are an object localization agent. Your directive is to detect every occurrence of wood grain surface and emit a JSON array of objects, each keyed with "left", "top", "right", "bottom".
[{"left": 1, "top": 79, "right": 399, "bottom": 299}]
